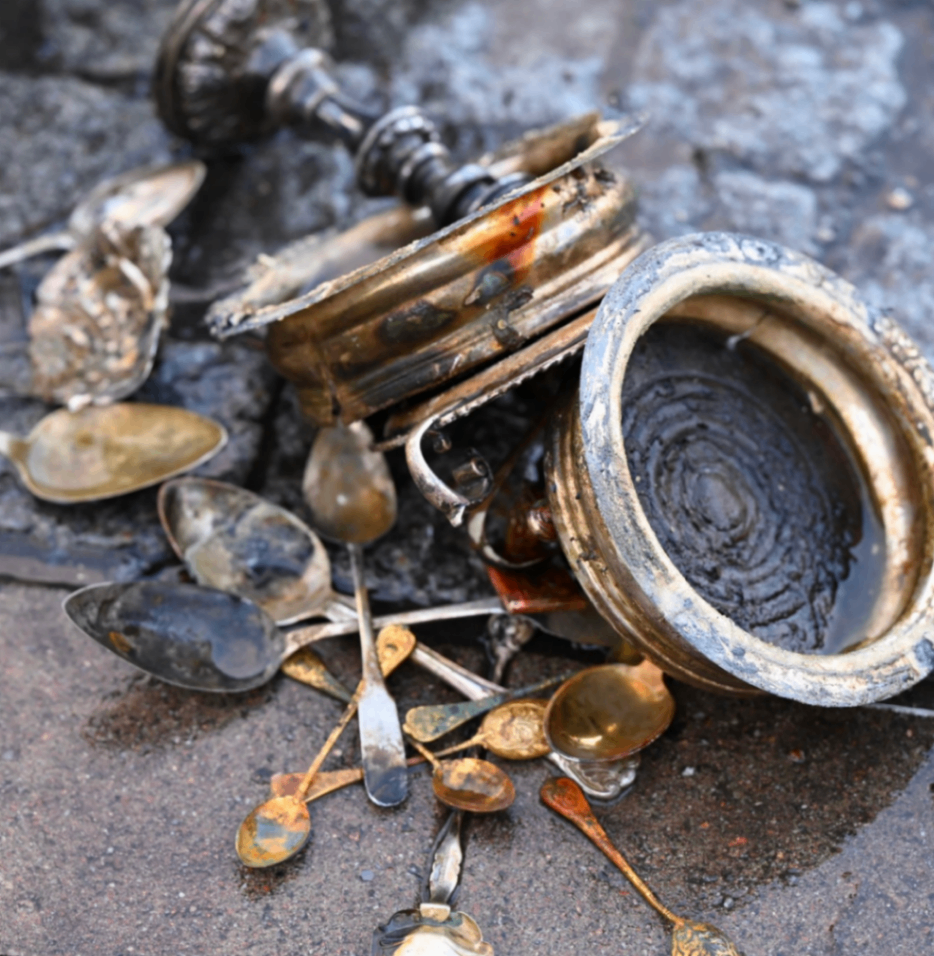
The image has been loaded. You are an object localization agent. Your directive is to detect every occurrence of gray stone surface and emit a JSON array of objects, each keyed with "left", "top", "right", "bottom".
[{"left": 2, "top": 0, "right": 934, "bottom": 954}]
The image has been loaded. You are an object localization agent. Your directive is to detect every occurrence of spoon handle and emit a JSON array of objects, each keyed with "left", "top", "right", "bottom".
[
  {"left": 280, "top": 597, "right": 506, "bottom": 654},
  {"left": 351, "top": 543, "right": 408, "bottom": 808},
  {"left": 0, "top": 231, "right": 74, "bottom": 270},
  {"left": 410, "top": 643, "right": 504, "bottom": 698},
  {"left": 404, "top": 672, "right": 571, "bottom": 743},
  {"left": 540, "top": 777, "right": 681, "bottom": 926},
  {"left": 295, "top": 682, "right": 364, "bottom": 800}
]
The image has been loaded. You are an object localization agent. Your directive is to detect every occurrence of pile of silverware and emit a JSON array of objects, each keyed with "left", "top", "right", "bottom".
[{"left": 6, "top": 2, "right": 934, "bottom": 953}]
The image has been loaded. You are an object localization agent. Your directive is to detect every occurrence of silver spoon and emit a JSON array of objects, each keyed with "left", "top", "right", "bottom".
[
  {"left": 64, "top": 579, "right": 501, "bottom": 694},
  {"left": 158, "top": 477, "right": 356, "bottom": 625},
  {"left": 302, "top": 422, "right": 408, "bottom": 808},
  {"left": 0, "top": 161, "right": 206, "bottom": 271}
]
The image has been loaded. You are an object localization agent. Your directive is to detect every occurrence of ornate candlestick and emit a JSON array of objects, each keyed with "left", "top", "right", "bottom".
[{"left": 155, "top": 0, "right": 530, "bottom": 226}]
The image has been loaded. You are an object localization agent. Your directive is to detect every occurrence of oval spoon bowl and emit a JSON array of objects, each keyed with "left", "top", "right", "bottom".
[{"left": 63, "top": 581, "right": 283, "bottom": 692}]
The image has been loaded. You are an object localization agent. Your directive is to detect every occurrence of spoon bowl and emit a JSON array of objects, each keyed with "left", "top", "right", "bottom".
[
  {"left": 431, "top": 758, "right": 516, "bottom": 814},
  {"left": 475, "top": 698, "right": 550, "bottom": 761},
  {"left": 236, "top": 795, "right": 311, "bottom": 869},
  {"left": 544, "top": 659, "right": 674, "bottom": 762},
  {"left": 0, "top": 404, "right": 226, "bottom": 504},
  {"left": 159, "top": 477, "right": 347, "bottom": 624},
  {"left": 303, "top": 422, "right": 397, "bottom": 544},
  {"left": 64, "top": 580, "right": 284, "bottom": 692}
]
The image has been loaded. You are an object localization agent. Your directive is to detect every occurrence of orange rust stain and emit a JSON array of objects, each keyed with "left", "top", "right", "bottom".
[
  {"left": 486, "top": 562, "right": 587, "bottom": 615},
  {"left": 468, "top": 182, "right": 549, "bottom": 283},
  {"left": 109, "top": 630, "right": 132, "bottom": 654}
]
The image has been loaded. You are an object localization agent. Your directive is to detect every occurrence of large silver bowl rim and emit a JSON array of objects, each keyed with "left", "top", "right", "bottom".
[{"left": 579, "top": 231, "right": 934, "bottom": 706}]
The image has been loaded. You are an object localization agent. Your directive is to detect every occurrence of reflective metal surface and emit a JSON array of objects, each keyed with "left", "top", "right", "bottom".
[
  {"left": 548, "top": 232, "right": 934, "bottom": 704},
  {"left": 0, "top": 403, "right": 226, "bottom": 504},
  {"left": 158, "top": 477, "right": 353, "bottom": 625},
  {"left": 543, "top": 660, "right": 675, "bottom": 762}
]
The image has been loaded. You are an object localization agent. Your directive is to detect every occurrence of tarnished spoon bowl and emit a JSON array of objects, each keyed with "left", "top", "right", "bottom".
[
  {"left": 64, "top": 580, "right": 284, "bottom": 692},
  {"left": 68, "top": 160, "right": 207, "bottom": 238},
  {"left": 432, "top": 758, "right": 516, "bottom": 814},
  {"left": 0, "top": 403, "right": 226, "bottom": 504},
  {"left": 478, "top": 698, "right": 550, "bottom": 761},
  {"left": 544, "top": 660, "right": 674, "bottom": 763},
  {"left": 236, "top": 796, "right": 311, "bottom": 869},
  {"left": 158, "top": 477, "right": 341, "bottom": 625}
]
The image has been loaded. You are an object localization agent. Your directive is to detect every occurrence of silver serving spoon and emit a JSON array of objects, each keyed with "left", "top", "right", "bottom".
[
  {"left": 303, "top": 422, "right": 407, "bottom": 808},
  {"left": 63, "top": 579, "right": 502, "bottom": 694}
]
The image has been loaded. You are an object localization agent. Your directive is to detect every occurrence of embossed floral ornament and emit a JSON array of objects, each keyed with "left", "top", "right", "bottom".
[
  {"left": 373, "top": 905, "right": 493, "bottom": 956},
  {"left": 28, "top": 220, "right": 171, "bottom": 410}
]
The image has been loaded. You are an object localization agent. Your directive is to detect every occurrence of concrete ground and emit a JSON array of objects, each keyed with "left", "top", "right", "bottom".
[{"left": 2, "top": 1, "right": 934, "bottom": 954}]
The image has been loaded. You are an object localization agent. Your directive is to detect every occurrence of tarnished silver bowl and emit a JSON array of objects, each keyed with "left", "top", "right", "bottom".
[{"left": 546, "top": 233, "right": 934, "bottom": 705}]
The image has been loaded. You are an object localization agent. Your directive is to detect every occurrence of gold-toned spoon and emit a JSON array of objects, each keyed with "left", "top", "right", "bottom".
[
  {"left": 408, "top": 739, "right": 516, "bottom": 814},
  {"left": 432, "top": 699, "right": 550, "bottom": 761},
  {"left": 303, "top": 422, "right": 408, "bottom": 808},
  {"left": 543, "top": 659, "right": 675, "bottom": 762},
  {"left": 403, "top": 672, "right": 571, "bottom": 744},
  {"left": 1, "top": 404, "right": 226, "bottom": 504},
  {"left": 541, "top": 777, "right": 745, "bottom": 955},
  {"left": 269, "top": 698, "right": 548, "bottom": 805},
  {"left": 236, "top": 625, "right": 416, "bottom": 868}
]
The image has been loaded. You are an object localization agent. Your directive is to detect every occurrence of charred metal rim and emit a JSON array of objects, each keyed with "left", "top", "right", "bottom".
[{"left": 571, "top": 232, "right": 934, "bottom": 706}]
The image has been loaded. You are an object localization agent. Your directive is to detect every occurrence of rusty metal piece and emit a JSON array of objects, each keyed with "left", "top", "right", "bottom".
[
  {"left": 403, "top": 674, "right": 570, "bottom": 743},
  {"left": 409, "top": 740, "right": 516, "bottom": 815},
  {"left": 373, "top": 903, "right": 494, "bottom": 956},
  {"left": 158, "top": 477, "right": 356, "bottom": 625},
  {"left": 547, "top": 232, "right": 934, "bottom": 705},
  {"left": 433, "top": 699, "right": 551, "bottom": 762},
  {"left": 276, "top": 647, "right": 352, "bottom": 704},
  {"left": 207, "top": 116, "right": 644, "bottom": 431},
  {"left": 236, "top": 625, "right": 415, "bottom": 868},
  {"left": 486, "top": 563, "right": 587, "bottom": 616},
  {"left": 0, "top": 403, "right": 226, "bottom": 504},
  {"left": 541, "top": 777, "right": 745, "bottom": 956},
  {"left": 269, "top": 755, "right": 428, "bottom": 803},
  {"left": 543, "top": 661, "right": 675, "bottom": 763}
]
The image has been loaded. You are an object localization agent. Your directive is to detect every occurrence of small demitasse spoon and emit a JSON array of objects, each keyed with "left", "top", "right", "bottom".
[
  {"left": 408, "top": 739, "right": 516, "bottom": 814},
  {"left": 158, "top": 477, "right": 355, "bottom": 624},
  {"left": 403, "top": 673, "right": 571, "bottom": 743},
  {"left": 0, "top": 404, "right": 226, "bottom": 504},
  {"left": 236, "top": 625, "right": 415, "bottom": 867},
  {"left": 541, "top": 777, "right": 745, "bottom": 955},
  {"left": 432, "top": 699, "right": 550, "bottom": 761}
]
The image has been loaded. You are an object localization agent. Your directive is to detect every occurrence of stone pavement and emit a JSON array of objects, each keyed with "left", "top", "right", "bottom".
[{"left": 1, "top": 1, "right": 934, "bottom": 954}]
